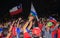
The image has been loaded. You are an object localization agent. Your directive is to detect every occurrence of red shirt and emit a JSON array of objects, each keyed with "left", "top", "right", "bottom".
[
  {"left": 38, "top": 22, "right": 43, "bottom": 31},
  {"left": 0, "top": 34, "right": 3, "bottom": 38},
  {"left": 57, "top": 28, "right": 60, "bottom": 38},
  {"left": 24, "top": 32, "right": 31, "bottom": 38},
  {"left": 9, "top": 35, "right": 12, "bottom": 38},
  {"left": 32, "top": 27, "right": 41, "bottom": 36},
  {"left": 51, "top": 25, "right": 57, "bottom": 38},
  {"left": 11, "top": 26, "right": 17, "bottom": 36}
]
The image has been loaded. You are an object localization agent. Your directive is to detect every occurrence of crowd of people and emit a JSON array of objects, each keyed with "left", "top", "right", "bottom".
[{"left": 0, "top": 15, "right": 60, "bottom": 38}]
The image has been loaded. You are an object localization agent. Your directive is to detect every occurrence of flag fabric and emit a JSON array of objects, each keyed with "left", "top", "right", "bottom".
[
  {"left": 49, "top": 16, "right": 57, "bottom": 22},
  {"left": 47, "top": 22, "right": 53, "bottom": 27},
  {"left": 30, "top": 4, "right": 37, "bottom": 16},
  {"left": 9, "top": 4, "right": 22, "bottom": 16},
  {"left": 30, "top": 3, "right": 39, "bottom": 21}
]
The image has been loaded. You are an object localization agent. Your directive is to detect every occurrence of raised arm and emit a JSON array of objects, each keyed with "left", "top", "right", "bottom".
[
  {"left": 23, "top": 16, "right": 34, "bottom": 33},
  {"left": 23, "top": 20, "right": 33, "bottom": 38},
  {"left": 42, "top": 25, "right": 46, "bottom": 31},
  {"left": 51, "top": 22, "right": 59, "bottom": 31},
  {"left": 9, "top": 21, "right": 15, "bottom": 32},
  {"left": 16, "top": 20, "right": 20, "bottom": 27},
  {"left": 27, "top": 21, "right": 33, "bottom": 30},
  {"left": 23, "top": 20, "right": 30, "bottom": 31},
  {"left": 6, "top": 21, "right": 15, "bottom": 38},
  {"left": 23, "top": 16, "right": 34, "bottom": 30}
]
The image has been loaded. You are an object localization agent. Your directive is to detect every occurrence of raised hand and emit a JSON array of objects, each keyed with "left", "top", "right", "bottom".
[
  {"left": 29, "top": 16, "right": 34, "bottom": 22},
  {"left": 18, "top": 18, "right": 22, "bottom": 21}
]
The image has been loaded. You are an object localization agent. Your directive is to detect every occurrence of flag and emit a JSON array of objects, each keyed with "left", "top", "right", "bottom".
[
  {"left": 47, "top": 22, "right": 53, "bottom": 27},
  {"left": 49, "top": 16, "right": 56, "bottom": 21},
  {"left": 49, "top": 16, "right": 57, "bottom": 25},
  {"left": 9, "top": 4, "right": 22, "bottom": 16},
  {"left": 30, "top": 3, "right": 39, "bottom": 21},
  {"left": 30, "top": 3, "right": 37, "bottom": 16}
]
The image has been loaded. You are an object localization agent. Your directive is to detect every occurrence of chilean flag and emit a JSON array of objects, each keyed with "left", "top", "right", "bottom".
[{"left": 9, "top": 4, "right": 22, "bottom": 16}]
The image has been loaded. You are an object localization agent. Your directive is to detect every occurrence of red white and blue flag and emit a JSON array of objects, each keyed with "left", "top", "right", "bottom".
[{"left": 9, "top": 4, "right": 22, "bottom": 16}]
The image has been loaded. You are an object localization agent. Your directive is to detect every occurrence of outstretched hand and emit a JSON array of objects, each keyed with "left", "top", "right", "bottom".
[
  {"left": 19, "top": 18, "right": 22, "bottom": 21},
  {"left": 29, "top": 16, "right": 34, "bottom": 22}
]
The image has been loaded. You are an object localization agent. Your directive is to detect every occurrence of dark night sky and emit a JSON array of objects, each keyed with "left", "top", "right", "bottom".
[{"left": 0, "top": 0, "right": 59, "bottom": 22}]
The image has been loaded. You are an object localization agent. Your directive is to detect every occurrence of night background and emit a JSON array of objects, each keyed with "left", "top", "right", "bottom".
[{"left": 0, "top": 0, "right": 59, "bottom": 23}]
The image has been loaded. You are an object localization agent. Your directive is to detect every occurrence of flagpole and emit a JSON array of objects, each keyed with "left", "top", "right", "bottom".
[{"left": 35, "top": 15, "right": 39, "bottom": 22}]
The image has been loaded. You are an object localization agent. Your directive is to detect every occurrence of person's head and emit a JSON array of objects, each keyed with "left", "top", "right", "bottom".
[
  {"left": 20, "top": 32, "right": 23, "bottom": 38},
  {"left": 0, "top": 24, "right": 3, "bottom": 28},
  {"left": 46, "top": 22, "right": 53, "bottom": 30},
  {"left": 45, "top": 25, "right": 50, "bottom": 31},
  {"left": 32, "top": 27, "right": 41, "bottom": 37}
]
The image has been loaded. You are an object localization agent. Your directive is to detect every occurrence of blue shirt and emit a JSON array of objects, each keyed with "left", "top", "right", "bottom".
[
  {"left": 16, "top": 28, "right": 20, "bottom": 34},
  {"left": 26, "top": 28, "right": 31, "bottom": 33},
  {"left": 0, "top": 28, "right": 3, "bottom": 33}
]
